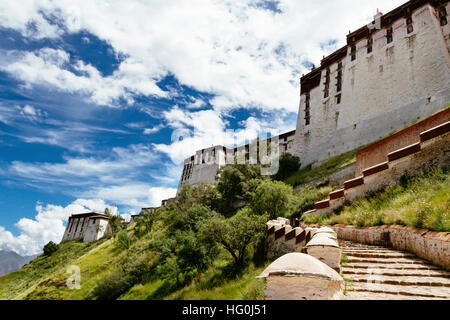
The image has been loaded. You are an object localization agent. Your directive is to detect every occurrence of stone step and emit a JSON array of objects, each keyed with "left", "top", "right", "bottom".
[
  {"left": 340, "top": 245, "right": 389, "bottom": 250},
  {"left": 343, "top": 251, "right": 416, "bottom": 259},
  {"left": 342, "top": 262, "right": 441, "bottom": 271},
  {"left": 343, "top": 249, "right": 399, "bottom": 254},
  {"left": 342, "top": 267, "right": 450, "bottom": 278},
  {"left": 346, "top": 256, "right": 432, "bottom": 265},
  {"left": 343, "top": 291, "right": 446, "bottom": 300},
  {"left": 348, "top": 274, "right": 450, "bottom": 287},
  {"left": 347, "top": 282, "right": 450, "bottom": 299}
]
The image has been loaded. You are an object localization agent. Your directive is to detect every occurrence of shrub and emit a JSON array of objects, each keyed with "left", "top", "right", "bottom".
[
  {"left": 92, "top": 254, "right": 153, "bottom": 300},
  {"left": 274, "top": 153, "right": 300, "bottom": 181},
  {"left": 249, "top": 180, "right": 293, "bottom": 219},
  {"left": 200, "top": 210, "right": 268, "bottom": 269},
  {"left": 116, "top": 230, "right": 132, "bottom": 250},
  {"left": 43, "top": 241, "right": 59, "bottom": 256},
  {"left": 216, "top": 164, "right": 261, "bottom": 208},
  {"left": 242, "top": 279, "right": 265, "bottom": 300}
]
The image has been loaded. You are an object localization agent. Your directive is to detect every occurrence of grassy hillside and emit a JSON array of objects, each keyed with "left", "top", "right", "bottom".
[
  {"left": 1, "top": 162, "right": 448, "bottom": 300},
  {"left": 0, "top": 238, "right": 108, "bottom": 300},
  {"left": 302, "top": 166, "right": 450, "bottom": 232},
  {"left": 0, "top": 230, "right": 266, "bottom": 300},
  {"left": 284, "top": 148, "right": 358, "bottom": 187}
]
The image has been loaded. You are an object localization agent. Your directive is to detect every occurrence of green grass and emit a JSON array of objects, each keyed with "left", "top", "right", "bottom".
[
  {"left": 119, "top": 249, "right": 268, "bottom": 300},
  {"left": 1, "top": 223, "right": 268, "bottom": 300},
  {"left": 287, "top": 184, "right": 333, "bottom": 220},
  {"left": 284, "top": 148, "right": 358, "bottom": 187},
  {"left": 0, "top": 238, "right": 108, "bottom": 300},
  {"left": 21, "top": 237, "right": 123, "bottom": 300},
  {"left": 302, "top": 166, "right": 450, "bottom": 232}
]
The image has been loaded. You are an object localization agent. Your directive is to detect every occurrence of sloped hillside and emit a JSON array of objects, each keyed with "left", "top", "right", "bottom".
[{"left": 302, "top": 166, "right": 450, "bottom": 232}]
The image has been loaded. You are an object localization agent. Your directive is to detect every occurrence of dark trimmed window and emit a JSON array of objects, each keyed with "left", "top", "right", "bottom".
[
  {"left": 305, "top": 93, "right": 311, "bottom": 126},
  {"left": 386, "top": 27, "right": 393, "bottom": 44},
  {"left": 323, "top": 69, "right": 330, "bottom": 98},
  {"left": 406, "top": 16, "right": 413, "bottom": 34},
  {"left": 351, "top": 45, "right": 356, "bottom": 61},
  {"left": 367, "top": 38, "right": 373, "bottom": 54},
  {"left": 439, "top": 7, "right": 448, "bottom": 26}
]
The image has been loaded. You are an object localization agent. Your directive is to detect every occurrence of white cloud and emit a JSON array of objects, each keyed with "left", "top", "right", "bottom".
[
  {"left": 16, "top": 104, "right": 47, "bottom": 122},
  {"left": 0, "top": 0, "right": 406, "bottom": 112},
  {"left": 143, "top": 124, "right": 164, "bottom": 135},
  {"left": 0, "top": 199, "right": 119, "bottom": 256},
  {"left": 0, "top": 48, "right": 167, "bottom": 107}
]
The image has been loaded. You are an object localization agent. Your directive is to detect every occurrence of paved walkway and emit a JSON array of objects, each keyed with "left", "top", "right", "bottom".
[{"left": 340, "top": 240, "right": 450, "bottom": 300}]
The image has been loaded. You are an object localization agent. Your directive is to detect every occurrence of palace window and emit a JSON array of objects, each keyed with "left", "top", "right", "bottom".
[
  {"left": 323, "top": 68, "right": 330, "bottom": 98},
  {"left": 367, "top": 38, "right": 373, "bottom": 54},
  {"left": 336, "top": 94, "right": 341, "bottom": 105},
  {"left": 439, "top": 6, "right": 448, "bottom": 26},
  {"left": 335, "top": 60, "right": 343, "bottom": 95},
  {"left": 305, "top": 94, "right": 311, "bottom": 126},
  {"left": 351, "top": 45, "right": 356, "bottom": 61},
  {"left": 406, "top": 16, "right": 414, "bottom": 34},
  {"left": 386, "top": 27, "right": 393, "bottom": 44}
]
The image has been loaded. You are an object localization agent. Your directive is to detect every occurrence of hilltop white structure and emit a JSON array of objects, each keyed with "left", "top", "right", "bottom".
[
  {"left": 176, "top": 0, "right": 450, "bottom": 193},
  {"left": 61, "top": 212, "right": 112, "bottom": 243}
]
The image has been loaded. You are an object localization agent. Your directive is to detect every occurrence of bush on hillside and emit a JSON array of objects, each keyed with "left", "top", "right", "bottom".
[
  {"left": 43, "top": 241, "right": 59, "bottom": 256},
  {"left": 176, "top": 182, "right": 221, "bottom": 210},
  {"left": 149, "top": 204, "right": 219, "bottom": 284},
  {"left": 215, "top": 164, "right": 261, "bottom": 211},
  {"left": 92, "top": 253, "right": 153, "bottom": 300},
  {"left": 249, "top": 180, "right": 294, "bottom": 219},
  {"left": 274, "top": 153, "right": 300, "bottom": 181},
  {"left": 134, "top": 208, "right": 160, "bottom": 237},
  {"left": 200, "top": 209, "right": 267, "bottom": 269}
]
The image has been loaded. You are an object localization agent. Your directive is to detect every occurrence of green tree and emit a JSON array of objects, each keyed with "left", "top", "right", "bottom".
[
  {"left": 215, "top": 164, "right": 262, "bottom": 212},
  {"left": 274, "top": 153, "right": 301, "bottom": 181},
  {"left": 176, "top": 182, "right": 221, "bottom": 210},
  {"left": 249, "top": 180, "right": 294, "bottom": 219},
  {"left": 150, "top": 204, "right": 219, "bottom": 284},
  {"left": 43, "top": 241, "right": 59, "bottom": 256},
  {"left": 134, "top": 208, "right": 160, "bottom": 237},
  {"left": 105, "top": 209, "right": 123, "bottom": 234},
  {"left": 200, "top": 210, "right": 267, "bottom": 268}
]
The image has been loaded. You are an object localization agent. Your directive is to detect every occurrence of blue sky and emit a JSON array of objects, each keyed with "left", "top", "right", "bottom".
[{"left": 0, "top": 0, "right": 406, "bottom": 255}]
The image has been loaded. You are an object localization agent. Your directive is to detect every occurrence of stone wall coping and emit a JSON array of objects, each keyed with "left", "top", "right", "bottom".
[
  {"left": 329, "top": 189, "right": 345, "bottom": 200},
  {"left": 362, "top": 161, "right": 389, "bottom": 177},
  {"left": 330, "top": 224, "right": 450, "bottom": 242},
  {"left": 387, "top": 142, "right": 421, "bottom": 162},
  {"left": 343, "top": 176, "right": 364, "bottom": 189},
  {"left": 315, "top": 199, "right": 330, "bottom": 210},
  {"left": 420, "top": 120, "right": 450, "bottom": 142}
]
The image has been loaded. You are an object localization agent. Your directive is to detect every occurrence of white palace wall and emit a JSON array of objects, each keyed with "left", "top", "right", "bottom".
[{"left": 293, "top": 2, "right": 450, "bottom": 167}]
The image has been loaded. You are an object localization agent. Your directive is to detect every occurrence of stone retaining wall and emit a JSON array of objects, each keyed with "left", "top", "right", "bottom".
[{"left": 330, "top": 224, "right": 450, "bottom": 270}]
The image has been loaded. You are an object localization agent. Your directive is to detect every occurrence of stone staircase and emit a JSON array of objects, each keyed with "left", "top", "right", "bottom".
[{"left": 340, "top": 240, "right": 450, "bottom": 300}]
